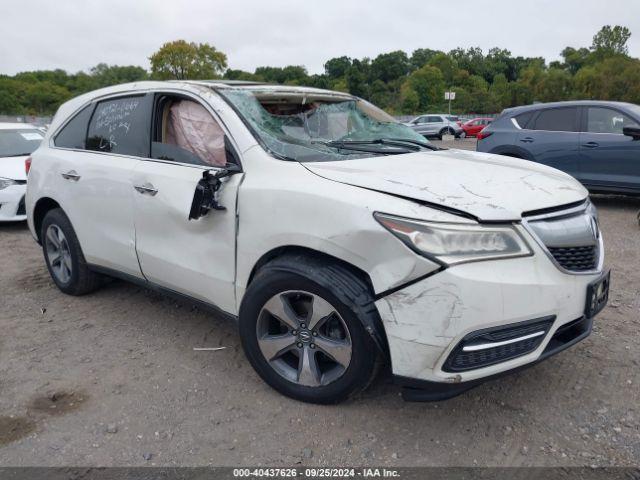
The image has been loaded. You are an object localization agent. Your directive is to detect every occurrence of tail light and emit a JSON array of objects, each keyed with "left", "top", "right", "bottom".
[
  {"left": 25, "top": 157, "right": 32, "bottom": 175},
  {"left": 476, "top": 130, "right": 493, "bottom": 140}
]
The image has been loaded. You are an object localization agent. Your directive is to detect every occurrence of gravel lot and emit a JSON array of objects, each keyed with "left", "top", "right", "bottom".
[{"left": 0, "top": 142, "right": 638, "bottom": 467}]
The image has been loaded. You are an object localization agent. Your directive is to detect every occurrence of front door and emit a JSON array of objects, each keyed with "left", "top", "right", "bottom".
[
  {"left": 579, "top": 106, "right": 640, "bottom": 192},
  {"left": 132, "top": 93, "right": 243, "bottom": 314}
]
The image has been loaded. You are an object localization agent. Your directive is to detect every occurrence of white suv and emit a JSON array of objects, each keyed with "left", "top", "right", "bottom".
[{"left": 26, "top": 81, "right": 609, "bottom": 404}]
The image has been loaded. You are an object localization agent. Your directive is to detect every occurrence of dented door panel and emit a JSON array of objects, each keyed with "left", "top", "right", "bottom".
[{"left": 132, "top": 160, "right": 242, "bottom": 314}]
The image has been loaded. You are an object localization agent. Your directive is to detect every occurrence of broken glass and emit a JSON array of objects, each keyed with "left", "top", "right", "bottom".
[{"left": 221, "top": 90, "right": 431, "bottom": 162}]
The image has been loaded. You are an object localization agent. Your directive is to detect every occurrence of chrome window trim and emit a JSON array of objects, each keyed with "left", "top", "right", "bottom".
[{"left": 521, "top": 200, "right": 604, "bottom": 276}]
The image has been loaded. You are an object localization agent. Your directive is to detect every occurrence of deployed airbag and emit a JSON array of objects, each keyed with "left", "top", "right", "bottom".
[{"left": 166, "top": 100, "right": 226, "bottom": 167}]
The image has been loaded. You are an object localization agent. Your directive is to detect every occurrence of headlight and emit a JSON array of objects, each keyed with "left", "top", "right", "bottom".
[
  {"left": 0, "top": 177, "right": 18, "bottom": 190},
  {"left": 374, "top": 213, "right": 532, "bottom": 266}
]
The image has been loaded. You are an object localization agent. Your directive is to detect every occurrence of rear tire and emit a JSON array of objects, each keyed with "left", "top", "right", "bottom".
[
  {"left": 41, "top": 208, "right": 104, "bottom": 295},
  {"left": 438, "top": 127, "right": 453, "bottom": 140},
  {"left": 239, "top": 255, "right": 380, "bottom": 404}
]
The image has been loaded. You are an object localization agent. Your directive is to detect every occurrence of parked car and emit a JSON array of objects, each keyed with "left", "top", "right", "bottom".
[
  {"left": 405, "top": 114, "right": 465, "bottom": 139},
  {"left": 0, "top": 123, "right": 44, "bottom": 221},
  {"left": 461, "top": 117, "right": 493, "bottom": 137},
  {"left": 477, "top": 101, "right": 640, "bottom": 194},
  {"left": 26, "top": 81, "right": 608, "bottom": 403}
]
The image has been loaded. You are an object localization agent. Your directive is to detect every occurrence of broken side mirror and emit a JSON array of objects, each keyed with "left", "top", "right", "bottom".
[
  {"left": 189, "top": 165, "right": 241, "bottom": 220},
  {"left": 189, "top": 136, "right": 242, "bottom": 220}
]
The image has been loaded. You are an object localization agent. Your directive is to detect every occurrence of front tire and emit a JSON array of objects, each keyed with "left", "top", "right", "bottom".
[
  {"left": 41, "top": 208, "right": 103, "bottom": 295},
  {"left": 239, "top": 255, "right": 379, "bottom": 404}
]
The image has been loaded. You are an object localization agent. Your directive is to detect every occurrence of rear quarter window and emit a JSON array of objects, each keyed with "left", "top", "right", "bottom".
[
  {"left": 513, "top": 111, "right": 534, "bottom": 129},
  {"left": 86, "top": 95, "right": 151, "bottom": 157},
  {"left": 54, "top": 104, "right": 95, "bottom": 149}
]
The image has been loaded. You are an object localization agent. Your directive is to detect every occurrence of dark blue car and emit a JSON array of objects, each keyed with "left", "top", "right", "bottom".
[{"left": 477, "top": 101, "right": 640, "bottom": 194}]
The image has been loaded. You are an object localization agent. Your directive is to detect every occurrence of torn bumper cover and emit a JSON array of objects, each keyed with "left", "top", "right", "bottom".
[{"left": 375, "top": 238, "right": 608, "bottom": 401}]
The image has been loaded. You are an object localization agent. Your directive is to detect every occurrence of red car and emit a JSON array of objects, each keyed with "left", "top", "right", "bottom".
[{"left": 461, "top": 117, "right": 493, "bottom": 137}]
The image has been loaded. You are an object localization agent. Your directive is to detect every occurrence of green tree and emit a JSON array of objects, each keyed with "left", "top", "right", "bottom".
[
  {"left": 253, "top": 65, "right": 308, "bottom": 84},
  {"left": 90, "top": 63, "right": 148, "bottom": 88},
  {"left": 324, "top": 56, "right": 352, "bottom": 79},
  {"left": 489, "top": 73, "right": 511, "bottom": 109},
  {"left": 370, "top": 51, "right": 410, "bottom": 83},
  {"left": 560, "top": 47, "right": 592, "bottom": 74},
  {"left": 345, "top": 59, "right": 370, "bottom": 98},
  {"left": 403, "top": 65, "right": 446, "bottom": 111},
  {"left": 574, "top": 57, "right": 640, "bottom": 103},
  {"left": 149, "top": 40, "right": 227, "bottom": 80},
  {"left": 428, "top": 53, "right": 457, "bottom": 85},
  {"left": 591, "top": 25, "right": 631, "bottom": 57},
  {"left": 409, "top": 48, "right": 441, "bottom": 70},
  {"left": 23, "top": 81, "right": 71, "bottom": 115},
  {"left": 538, "top": 68, "right": 573, "bottom": 102},
  {"left": 223, "top": 69, "right": 258, "bottom": 81},
  {"left": 399, "top": 84, "right": 419, "bottom": 113}
]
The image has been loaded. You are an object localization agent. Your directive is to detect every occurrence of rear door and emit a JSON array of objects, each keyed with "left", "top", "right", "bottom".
[
  {"left": 131, "top": 92, "right": 243, "bottom": 314},
  {"left": 578, "top": 106, "right": 640, "bottom": 191},
  {"left": 516, "top": 106, "right": 581, "bottom": 177},
  {"left": 423, "top": 115, "right": 444, "bottom": 135},
  {"left": 51, "top": 94, "right": 152, "bottom": 278}
]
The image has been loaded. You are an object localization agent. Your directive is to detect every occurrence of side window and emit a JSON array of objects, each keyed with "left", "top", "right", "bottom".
[
  {"left": 532, "top": 108, "right": 578, "bottom": 132},
  {"left": 587, "top": 107, "right": 636, "bottom": 134},
  {"left": 427, "top": 116, "right": 442, "bottom": 123},
  {"left": 86, "top": 95, "right": 151, "bottom": 157},
  {"left": 54, "top": 104, "right": 95, "bottom": 149},
  {"left": 514, "top": 111, "right": 534, "bottom": 129},
  {"left": 151, "top": 96, "right": 230, "bottom": 167}
]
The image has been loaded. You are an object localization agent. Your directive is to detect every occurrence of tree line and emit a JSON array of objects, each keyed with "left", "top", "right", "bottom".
[{"left": 1, "top": 25, "right": 637, "bottom": 117}]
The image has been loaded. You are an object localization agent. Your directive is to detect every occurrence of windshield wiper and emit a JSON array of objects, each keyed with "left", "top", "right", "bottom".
[
  {"left": 324, "top": 139, "right": 419, "bottom": 155},
  {"left": 382, "top": 138, "right": 442, "bottom": 151},
  {"left": 3, "top": 153, "right": 32, "bottom": 157}
]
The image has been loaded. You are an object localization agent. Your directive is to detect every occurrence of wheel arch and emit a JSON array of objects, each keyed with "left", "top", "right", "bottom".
[
  {"left": 33, "top": 197, "right": 62, "bottom": 244},
  {"left": 489, "top": 146, "right": 530, "bottom": 160},
  {"left": 244, "top": 245, "right": 391, "bottom": 360},
  {"left": 247, "top": 245, "right": 374, "bottom": 293}
]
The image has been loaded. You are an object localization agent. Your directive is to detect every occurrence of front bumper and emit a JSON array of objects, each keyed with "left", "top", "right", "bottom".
[
  {"left": 0, "top": 184, "right": 27, "bottom": 221},
  {"left": 375, "top": 233, "right": 606, "bottom": 399},
  {"left": 395, "top": 315, "right": 593, "bottom": 401}
]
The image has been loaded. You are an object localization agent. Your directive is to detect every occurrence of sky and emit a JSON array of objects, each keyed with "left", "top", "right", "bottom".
[{"left": 2, "top": 0, "right": 640, "bottom": 76}]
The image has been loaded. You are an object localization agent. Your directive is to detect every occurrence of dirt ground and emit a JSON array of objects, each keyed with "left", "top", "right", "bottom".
[{"left": 0, "top": 143, "right": 638, "bottom": 466}]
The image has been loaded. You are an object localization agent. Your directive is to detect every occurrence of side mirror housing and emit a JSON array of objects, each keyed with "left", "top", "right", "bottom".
[{"left": 623, "top": 125, "right": 640, "bottom": 140}]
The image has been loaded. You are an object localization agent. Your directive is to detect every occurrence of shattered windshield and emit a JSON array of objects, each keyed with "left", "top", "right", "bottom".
[{"left": 220, "top": 89, "right": 433, "bottom": 162}]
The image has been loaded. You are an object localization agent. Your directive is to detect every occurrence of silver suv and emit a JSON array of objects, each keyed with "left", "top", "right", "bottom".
[{"left": 405, "top": 114, "right": 464, "bottom": 139}]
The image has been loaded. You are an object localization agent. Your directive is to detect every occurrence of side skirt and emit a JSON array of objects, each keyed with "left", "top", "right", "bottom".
[{"left": 88, "top": 264, "right": 238, "bottom": 323}]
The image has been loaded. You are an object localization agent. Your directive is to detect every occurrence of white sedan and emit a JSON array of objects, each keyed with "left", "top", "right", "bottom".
[{"left": 0, "top": 123, "right": 44, "bottom": 221}]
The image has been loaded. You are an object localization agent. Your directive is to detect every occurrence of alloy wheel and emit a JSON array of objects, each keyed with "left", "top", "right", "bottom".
[
  {"left": 256, "top": 290, "right": 352, "bottom": 387},
  {"left": 45, "top": 224, "right": 72, "bottom": 283}
]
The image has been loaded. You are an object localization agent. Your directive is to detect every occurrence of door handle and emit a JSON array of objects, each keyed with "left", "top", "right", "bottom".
[
  {"left": 61, "top": 170, "right": 81, "bottom": 181},
  {"left": 582, "top": 141, "right": 600, "bottom": 148},
  {"left": 134, "top": 183, "right": 158, "bottom": 196},
  {"left": 520, "top": 137, "right": 534, "bottom": 143}
]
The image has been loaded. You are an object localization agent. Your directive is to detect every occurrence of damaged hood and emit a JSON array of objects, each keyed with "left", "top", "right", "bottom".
[{"left": 303, "top": 149, "right": 588, "bottom": 221}]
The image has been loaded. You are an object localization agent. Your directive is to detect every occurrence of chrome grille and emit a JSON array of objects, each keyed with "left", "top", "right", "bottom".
[{"left": 524, "top": 201, "right": 601, "bottom": 274}]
